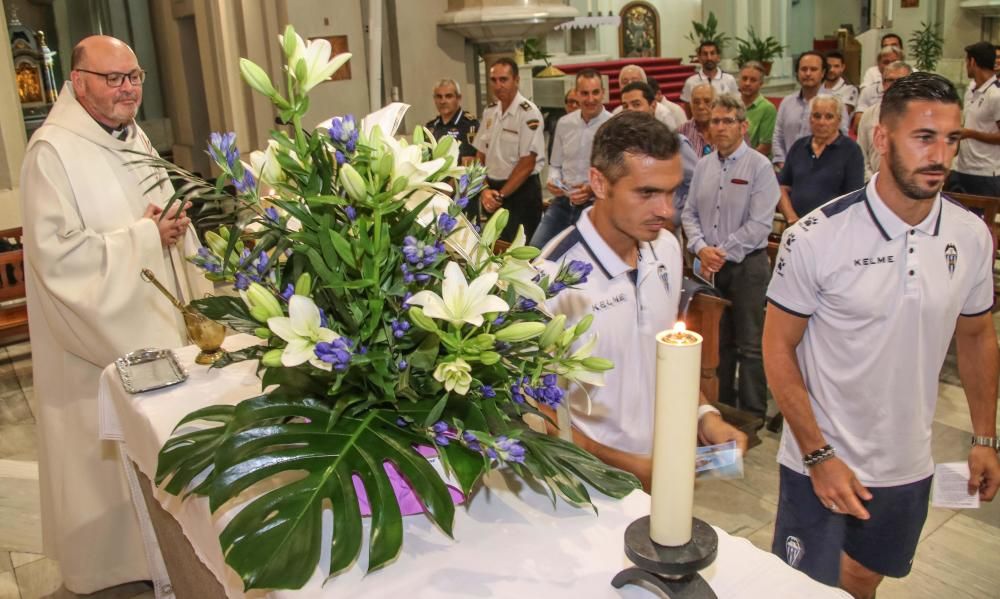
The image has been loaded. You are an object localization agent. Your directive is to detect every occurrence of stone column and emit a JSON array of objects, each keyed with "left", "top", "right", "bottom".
[{"left": 0, "top": 2, "right": 28, "bottom": 229}]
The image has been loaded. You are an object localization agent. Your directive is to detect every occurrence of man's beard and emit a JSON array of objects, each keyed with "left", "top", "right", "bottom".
[
  {"left": 702, "top": 60, "right": 717, "bottom": 71},
  {"left": 887, "top": 139, "right": 947, "bottom": 201}
]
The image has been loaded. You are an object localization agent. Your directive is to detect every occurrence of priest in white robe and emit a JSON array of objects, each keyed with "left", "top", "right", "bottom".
[{"left": 19, "top": 35, "right": 211, "bottom": 593}]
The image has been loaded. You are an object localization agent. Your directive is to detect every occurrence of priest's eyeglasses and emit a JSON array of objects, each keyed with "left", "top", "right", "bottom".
[{"left": 75, "top": 68, "right": 146, "bottom": 87}]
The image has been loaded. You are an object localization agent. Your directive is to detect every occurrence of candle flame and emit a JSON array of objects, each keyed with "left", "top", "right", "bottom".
[{"left": 673, "top": 321, "right": 687, "bottom": 333}]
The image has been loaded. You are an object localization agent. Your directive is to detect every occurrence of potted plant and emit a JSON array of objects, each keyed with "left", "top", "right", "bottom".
[
  {"left": 909, "top": 21, "right": 944, "bottom": 72},
  {"left": 734, "top": 27, "right": 785, "bottom": 75},
  {"left": 685, "top": 11, "right": 731, "bottom": 57}
]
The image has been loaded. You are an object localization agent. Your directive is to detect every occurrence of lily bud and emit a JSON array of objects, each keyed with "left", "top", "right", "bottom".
[
  {"left": 338, "top": 163, "right": 367, "bottom": 203},
  {"left": 480, "top": 209, "right": 509, "bottom": 249},
  {"left": 205, "top": 230, "right": 228, "bottom": 257},
  {"left": 539, "top": 314, "right": 566, "bottom": 349},
  {"left": 506, "top": 245, "right": 540, "bottom": 261},
  {"left": 250, "top": 306, "right": 272, "bottom": 323},
  {"left": 247, "top": 282, "right": 283, "bottom": 320},
  {"left": 408, "top": 307, "right": 439, "bottom": 332},
  {"left": 494, "top": 321, "right": 546, "bottom": 343},
  {"left": 574, "top": 314, "right": 594, "bottom": 337},
  {"left": 377, "top": 153, "right": 394, "bottom": 179},
  {"left": 474, "top": 333, "right": 496, "bottom": 349},
  {"left": 239, "top": 59, "right": 278, "bottom": 99},
  {"left": 478, "top": 351, "right": 501, "bottom": 365},
  {"left": 261, "top": 348, "right": 284, "bottom": 367},
  {"left": 581, "top": 357, "right": 614, "bottom": 371},
  {"left": 294, "top": 272, "right": 312, "bottom": 296},
  {"left": 432, "top": 135, "right": 454, "bottom": 159},
  {"left": 254, "top": 327, "right": 272, "bottom": 339}
]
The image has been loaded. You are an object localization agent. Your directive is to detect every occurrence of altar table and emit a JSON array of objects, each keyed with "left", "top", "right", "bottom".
[{"left": 98, "top": 336, "right": 850, "bottom": 598}]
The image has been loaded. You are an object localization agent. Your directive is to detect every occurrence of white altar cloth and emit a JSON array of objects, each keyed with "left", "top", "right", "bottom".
[{"left": 98, "top": 336, "right": 850, "bottom": 598}]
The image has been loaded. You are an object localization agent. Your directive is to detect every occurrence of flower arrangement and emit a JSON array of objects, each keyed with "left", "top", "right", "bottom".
[{"left": 150, "top": 26, "right": 640, "bottom": 591}]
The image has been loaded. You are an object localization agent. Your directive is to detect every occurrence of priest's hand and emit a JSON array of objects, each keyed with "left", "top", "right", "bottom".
[
  {"left": 968, "top": 445, "right": 1000, "bottom": 501},
  {"left": 808, "top": 457, "right": 872, "bottom": 520},
  {"left": 697, "top": 413, "right": 748, "bottom": 455},
  {"left": 145, "top": 201, "right": 192, "bottom": 247}
]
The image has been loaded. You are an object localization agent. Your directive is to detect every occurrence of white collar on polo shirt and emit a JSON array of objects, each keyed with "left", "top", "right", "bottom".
[{"left": 865, "top": 174, "right": 942, "bottom": 240}]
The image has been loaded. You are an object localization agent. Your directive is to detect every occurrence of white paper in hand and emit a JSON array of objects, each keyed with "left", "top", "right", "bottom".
[{"left": 931, "top": 462, "right": 980, "bottom": 509}]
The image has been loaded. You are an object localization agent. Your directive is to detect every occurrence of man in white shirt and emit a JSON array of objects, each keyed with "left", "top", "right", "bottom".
[
  {"left": 860, "top": 33, "right": 904, "bottom": 90},
  {"left": 679, "top": 41, "right": 738, "bottom": 112},
  {"left": 853, "top": 45, "right": 904, "bottom": 131},
  {"left": 858, "top": 61, "right": 912, "bottom": 180},
  {"left": 539, "top": 111, "right": 746, "bottom": 488},
  {"left": 948, "top": 41, "right": 1000, "bottom": 197},
  {"left": 613, "top": 64, "right": 686, "bottom": 130},
  {"left": 530, "top": 69, "right": 611, "bottom": 248},
  {"left": 764, "top": 72, "right": 1000, "bottom": 599},
  {"left": 822, "top": 50, "right": 859, "bottom": 114},
  {"left": 475, "top": 57, "right": 546, "bottom": 242}
]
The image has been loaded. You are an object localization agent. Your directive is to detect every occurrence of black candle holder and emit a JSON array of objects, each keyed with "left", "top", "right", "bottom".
[{"left": 611, "top": 516, "right": 718, "bottom": 598}]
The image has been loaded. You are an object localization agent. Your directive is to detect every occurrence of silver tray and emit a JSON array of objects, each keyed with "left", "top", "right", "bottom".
[{"left": 115, "top": 348, "right": 188, "bottom": 394}]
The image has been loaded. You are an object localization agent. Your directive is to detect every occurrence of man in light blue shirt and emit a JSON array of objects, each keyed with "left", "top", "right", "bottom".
[
  {"left": 772, "top": 51, "right": 849, "bottom": 167},
  {"left": 682, "top": 93, "right": 780, "bottom": 418},
  {"left": 530, "top": 69, "right": 612, "bottom": 248}
]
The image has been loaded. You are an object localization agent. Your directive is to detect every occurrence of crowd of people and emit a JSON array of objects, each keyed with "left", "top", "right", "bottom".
[{"left": 17, "top": 29, "right": 1000, "bottom": 599}]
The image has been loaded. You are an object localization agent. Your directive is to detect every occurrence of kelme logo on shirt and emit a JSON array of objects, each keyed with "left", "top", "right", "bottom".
[
  {"left": 853, "top": 255, "right": 895, "bottom": 267},
  {"left": 592, "top": 293, "right": 627, "bottom": 312},
  {"left": 945, "top": 243, "right": 958, "bottom": 278}
]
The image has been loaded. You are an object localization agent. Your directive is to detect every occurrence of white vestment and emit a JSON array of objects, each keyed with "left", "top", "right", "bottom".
[{"left": 20, "top": 83, "right": 211, "bottom": 593}]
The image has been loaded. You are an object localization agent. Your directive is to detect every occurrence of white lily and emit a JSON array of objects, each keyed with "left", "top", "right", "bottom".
[
  {"left": 380, "top": 133, "right": 452, "bottom": 197},
  {"left": 267, "top": 295, "right": 340, "bottom": 370},
  {"left": 403, "top": 189, "right": 479, "bottom": 262},
  {"left": 247, "top": 140, "right": 285, "bottom": 187},
  {"left": 407, "top": 261, "right": 509, "bottom": 327},
  {"left": 495, "top": 227, "right": 546, "bottom": 305},
  {"left": 281, "top": 29, "right": 351, "bottom": 95}
]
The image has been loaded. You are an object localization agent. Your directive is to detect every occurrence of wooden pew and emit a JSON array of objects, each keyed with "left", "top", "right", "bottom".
[{"left": 0, "top": 228, "right": 28, "bottom": 345}]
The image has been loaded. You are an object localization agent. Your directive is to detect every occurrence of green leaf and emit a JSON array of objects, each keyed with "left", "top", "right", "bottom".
[{"left": 329, "top": 229, "right": 356, "bottom": 268}]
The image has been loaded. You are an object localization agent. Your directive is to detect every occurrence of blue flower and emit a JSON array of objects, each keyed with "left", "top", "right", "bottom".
[
  {"left": 547, "top": 281, "right": 567, "bottom": 295},
  {"left": 455, "top": 195, "right": 469, "bottom": 209},
  {"left": 462, "top": 430, "right": 482, "bottom": 452},
  {"left": 233, "top": 170, "right": 256, "bottom": 194},
  {"left": 534, "top": 374, "right": 565, "bottom": 409},
  {"left": 510, "top": 376, "right": 529, "bottom": 404},
  {"left": 431, "top": 421, "right": 450, "bottom": 445},
  {"left": 344, "top": 205, "right": 357, "bottom": 221},
  {"left": 514, "top": 297, "right": 537, "bottom": 311},
  {"left": 480, "top": 385, "right": 496, "bottom": 398},
  {"left": 438, "top": 213, "right": 457, "bottom": 235},
  {"left": 256, "top": 251, "right": 270, "bottom": 275},
  {"left": 234, "top": 272, "right": 251, "bottom": 291},
  {"left": 281, "top": 283, "right": 295, "bottom": 300},
  {"left": 390, "top": 318, "right": 411, "bottom": 338},
  {"left": 313, "top": 337, "right": 354, "bottom": 371},
  {"left": 458, "top": 174, "right": 470, "bottom": 194},
  {"left": 318, "top": 308, "right": 329, "bottom": 329},
  {"left": 565, "top": 260, "right": 593, "bottom": 285},
  {"left": 492, "top": 314, "right": 506, "bottom": 326},
  {"left": 397, "top": 360, "right": 408, "bottom": 370},
  {"left": 401, "top": 292, "right": 413, "bottom": 310},
  {"left": 264, "top": 207, "right": 280, "bottom": 223},
  {"left": 495, "top": 436, "right": 526, "bottom": 463},
  {"left": 208, "top": 131, "right": 239, "bottom": 170},
  {"left": 335, "top": 150, "right": 346, "bottom": 165}
]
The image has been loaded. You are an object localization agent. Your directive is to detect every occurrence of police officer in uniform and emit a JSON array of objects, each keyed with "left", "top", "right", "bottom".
[
  {"left": 475, "top": 57, "right": 546, "bottom": 242},
  {"left": 427, "top": 78, "right": 479, "bottom": 219}
]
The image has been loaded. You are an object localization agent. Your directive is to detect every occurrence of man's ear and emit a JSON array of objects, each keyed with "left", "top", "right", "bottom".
[
  {"left": 873, "top": 121, "right": 890, "bottom": 158},
  {"left": 590, "top": 166, "right": 609, "bottom": 201}
]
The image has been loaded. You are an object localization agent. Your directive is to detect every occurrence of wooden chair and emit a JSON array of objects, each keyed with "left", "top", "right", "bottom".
[{"left": 0, "top": 228, "right": 29, "bottom": 344}]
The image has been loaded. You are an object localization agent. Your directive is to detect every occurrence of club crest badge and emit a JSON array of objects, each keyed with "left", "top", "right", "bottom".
[
  {"left": 657, "top": 265, "right": 670, "bottom": 293},
  {"left": 785, "top": 536, "right": 804, "bottom": 568},
  {"left": 945, "top": 243, "right": 958, "bottom": 278}
]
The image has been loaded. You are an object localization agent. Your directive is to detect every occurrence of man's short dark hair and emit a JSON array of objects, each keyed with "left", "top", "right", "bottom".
[
  {"left": 491, "top": 57, "right": 519, "bottom": 78},
  {"left": 698, "top": 41, "right": 719, "bottom": 55},
  {"left": 621, "top": 81, "right": 655, "bottom": 105},
  {"left": 795, "top": 50, "right": 827, "bottom": 74},
  {"left": 881, "top": 33, "right": 903, "bottom": 47},
  {"left": 965, "top": 41, "right": 996, "bottom": 71},
  {"left": 575, "top": 68, "right": 603, "bottom": 88},
  {"left": 646, "top": 78, "right": 661, "bottom": 96},
  {"left": 825, "top": 49, "right": 845, "bottom": 64},
  {"left": 879, "top": 72, "right": 960, "bottom": 125},
  {"left": 592, "top": 111, "right": 679, "bottom": 182}
]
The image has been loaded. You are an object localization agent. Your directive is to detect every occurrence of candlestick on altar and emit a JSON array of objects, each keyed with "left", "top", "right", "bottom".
[{"left": 611, "top": 322, "right": 718, "bottom": 598}]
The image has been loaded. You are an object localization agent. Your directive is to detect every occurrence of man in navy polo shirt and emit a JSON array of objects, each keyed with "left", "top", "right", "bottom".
[
  {"left": 538, "top": 111, "right": 747, "bottom": 487},
  {"left": 764, "top": 73, "right": 1000, "bottom": 598}
]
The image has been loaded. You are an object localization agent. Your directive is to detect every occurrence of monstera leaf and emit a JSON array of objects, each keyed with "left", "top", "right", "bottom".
[{"left": 157, "top": 392, "right": 641, "bottom": 591}]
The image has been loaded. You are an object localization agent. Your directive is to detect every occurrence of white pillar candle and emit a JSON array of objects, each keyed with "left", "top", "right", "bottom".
[{"left": 649, "top": 322, "right": 703, "bottom": 546}]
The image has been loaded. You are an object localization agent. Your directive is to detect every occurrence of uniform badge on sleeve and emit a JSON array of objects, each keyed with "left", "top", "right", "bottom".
[
  {"left": 526, "top": 119, "right": 540, "bottom": 130},
  {"left": 945, "top": 243, "right": 958, "bottom": 278}
]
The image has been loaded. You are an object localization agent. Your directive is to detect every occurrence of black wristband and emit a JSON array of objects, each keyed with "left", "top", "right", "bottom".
[{"left": 803, "top": 444, "right": 836, "bottom": 468}]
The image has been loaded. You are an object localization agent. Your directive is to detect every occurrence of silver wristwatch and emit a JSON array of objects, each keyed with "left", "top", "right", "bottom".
[{"left": 971, "top": 435, "right": 1000, "bottom": 451}]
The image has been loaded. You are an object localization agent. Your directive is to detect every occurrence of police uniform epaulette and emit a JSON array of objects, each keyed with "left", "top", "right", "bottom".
[
  {"left": 463, "top": 111, "right": 476, "bottom": 120},
  {"left": 487, "top": 101, "right": 498, "bottom": 108},
  {"left": 519, "top": 100, "right": 532, "bottom": 110}
]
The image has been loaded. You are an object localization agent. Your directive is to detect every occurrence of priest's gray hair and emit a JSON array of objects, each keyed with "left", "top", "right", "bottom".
[
  {"left": 809, "top": 94, "right": 843, "bottom": 120},
  {"left": 712, "top": 93, "right": 746, "bottom": 121},
  {"left": 432, "top": 79, "right": 462, "bottom": 96}
]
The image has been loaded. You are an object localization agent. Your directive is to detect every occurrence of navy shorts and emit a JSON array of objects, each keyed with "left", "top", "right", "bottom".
[{"left": 771, "top": 465, "right": 931, "bottom": 586}]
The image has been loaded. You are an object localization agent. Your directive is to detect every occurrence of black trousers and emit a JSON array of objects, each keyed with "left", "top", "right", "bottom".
[
  {"left": 486, "top": 174, "right": 543, "bottom": 242},
  {"left": 715, "top": 249, "right": 770, "bottom": 417}
]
